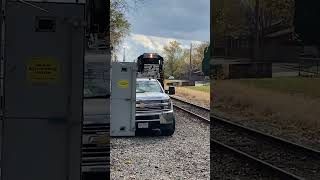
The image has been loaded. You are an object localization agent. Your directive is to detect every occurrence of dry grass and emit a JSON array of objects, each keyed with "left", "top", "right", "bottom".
[
  {"left": 165, "top": 77, "right": 320, "bottom": 148},
  {"left": 184, "top": 86, "right": 210, "bottom": 93},
  {"left": 174, "top": 86, "right": 210, "bottom": 107},
  {"left": 237, "top": 77, "right": 320, "bottom": 98},
  {"left": 213, "top": 79, "right": 320, "bottom": 134},
  {"left": 164, "top": 79, "right": 210, "bottom": 107}
]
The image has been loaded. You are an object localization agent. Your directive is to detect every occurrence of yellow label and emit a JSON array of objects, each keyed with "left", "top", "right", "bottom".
[
  {"left": 27, "top": 57, "right": 59, "bottom": 83},
  {"left": 117, "top": 80, "right": 129, "bottom": 88}
]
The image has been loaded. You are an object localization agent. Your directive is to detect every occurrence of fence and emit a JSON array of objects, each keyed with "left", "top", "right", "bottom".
[{"left": 280, "top": 58, "right": 320, "bottom": 77}]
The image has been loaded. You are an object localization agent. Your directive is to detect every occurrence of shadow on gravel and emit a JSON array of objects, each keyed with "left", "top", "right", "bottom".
[
  {"left": 135, "top": 130, "right": 174, "bottom": 138},
  {"left": 111, "top": 130, "right": 174, "bottom": 139},
  {"left": 110, "top": 131, "right": 173, "bottom": 148}
]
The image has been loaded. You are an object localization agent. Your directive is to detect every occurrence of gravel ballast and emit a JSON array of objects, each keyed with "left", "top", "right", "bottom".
[
  {"left": 110, "top": 108, "right": 210, "bottom": 180},
  {"left": 212, "top": 122, "right": 320, "bottom": 179},
  {"left": 171, "top": 98, "right": 209, "bottom": 119},
  {"left": 211, "top": 146, "right": 281, "bottom": 180}
]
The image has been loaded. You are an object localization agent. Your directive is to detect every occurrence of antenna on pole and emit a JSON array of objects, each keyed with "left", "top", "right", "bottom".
[
  {"left": 123, "top": 43, "right": 127, "bottom": 62},
  {"left": 189, "top": 43, "right": 192, "bottom": 81},
  {"left": 123, "top": 47, "right": 126, "bottom": 62}
]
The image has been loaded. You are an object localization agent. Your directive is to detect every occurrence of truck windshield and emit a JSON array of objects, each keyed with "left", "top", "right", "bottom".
[
  {"left": 136, "top": 81, "right": 162, "bottom": 93},
  {"left": 84, "top": 79, "right": 109, "bottom": 98}
]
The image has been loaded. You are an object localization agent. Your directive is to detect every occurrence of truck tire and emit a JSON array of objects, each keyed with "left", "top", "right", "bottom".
[{"left": 162, "top": 119, "right": 175, "bottom": 136}]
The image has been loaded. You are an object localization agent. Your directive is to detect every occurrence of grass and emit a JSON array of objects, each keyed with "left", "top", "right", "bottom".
[
  {"left": 212, "top": 78, "right": 320, "bottom": 134},
  {"left": 167, "top": 77, "right": 320, "bottom": 146},
  {"left": 184, "top": 85, "right": 210, "bottom": 93},
  {"left": 236, "top": 77, "right": 320, "bottom": 98},
  {"left": 174, "top": 86, "right": 210, "bottom": 107},
  {"left": 164, "top": 79, "right": 210, "bottom": 106}
]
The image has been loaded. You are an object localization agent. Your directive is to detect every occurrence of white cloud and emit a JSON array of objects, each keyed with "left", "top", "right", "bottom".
[
  {"left": 130, "top": 33, "right": 204, "bottom": 51},
  {"left": 126, "top": 0, "right": 210, "bottom": 41},
  {"left": 116, "top": 33, "right": 207, "bottom": 62},
  {"left": 130, "top": 34, "right": 158, "bottom": 50}
]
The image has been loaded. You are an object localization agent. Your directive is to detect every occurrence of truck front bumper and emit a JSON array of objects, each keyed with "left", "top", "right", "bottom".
[
  {"left": 135, "top": 110, "right": 175, "bottom": 130},
  {"left": 136, "top": 110, "right": 174, "bottom": 124}
]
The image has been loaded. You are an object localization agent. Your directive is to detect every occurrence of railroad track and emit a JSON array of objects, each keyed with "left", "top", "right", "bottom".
[
  {"left": 170, "top": 96, "right": 320, "bottom": 180},
  {"left": 279, "top": 65, "right": 319, "bottom": 75}
]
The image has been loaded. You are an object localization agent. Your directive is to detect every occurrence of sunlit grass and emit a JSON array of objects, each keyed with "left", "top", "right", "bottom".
[
  {"left": 184, "top": 85, "right": 210, "bottom": 93},
  {"left": 236, "top": 77, "right": 320, "bottom": 98},
  {"left": 174, "top": 86, "right": 210, "bottom": 107},
  {"left": 213, "top": 78, "right": 320, "bottom": 133}
]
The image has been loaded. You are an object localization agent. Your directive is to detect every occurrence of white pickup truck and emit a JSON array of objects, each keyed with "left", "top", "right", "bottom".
[{"left": 135, "top": 78, "right": 175, "bottom": 136}]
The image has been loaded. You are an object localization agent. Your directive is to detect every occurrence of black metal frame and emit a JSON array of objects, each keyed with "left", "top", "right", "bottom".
[{"left": 137, "top": 54, "right": 165, "bottom": 88}]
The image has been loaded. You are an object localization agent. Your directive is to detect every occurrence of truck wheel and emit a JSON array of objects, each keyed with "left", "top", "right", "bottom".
[{"left": 162, "top": 119, "right": 175, "bottom": 136}]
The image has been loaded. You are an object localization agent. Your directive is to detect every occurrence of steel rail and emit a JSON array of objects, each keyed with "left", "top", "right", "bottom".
[{"left": 171, "top": 96, "right": 320, "bottom": 179}]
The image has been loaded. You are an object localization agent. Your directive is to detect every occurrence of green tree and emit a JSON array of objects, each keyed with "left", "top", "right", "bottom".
[
  {"left": 215, "top": 0, "right": 294, "bottom": 38},
  {"left": 176, "top": 49, "right": 190, "bottom": 79},
  {"left": 214, "top": 0, "right": 249, "bottom": 38},
  {"left": 163, "top": 41, "right": 187, "bottom": 79},
  {"left": 215, "top": 0, "right": 294, "bottom": 58},
  {"left": 163, "top": 41, "right": 209, "bottom": 79},
  {"left": 243, "top": 0, "right": 295, "bottom": 50},
  {"left": 110, "top": 0, "right": 144, "bottom": 60},
  {"left": 238, "top": 0, "right": 295, "bottom": 33},
  {"left": 192, "top": 42, "right": 210, "bottom": 71}
]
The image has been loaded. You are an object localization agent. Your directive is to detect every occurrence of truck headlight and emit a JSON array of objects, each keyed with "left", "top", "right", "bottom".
[
  {"left": 136, "top": 100, "right": 141, "bottom": 108},
  {"left": 162, "top": 99, "right": 172, "bottom": 110}
]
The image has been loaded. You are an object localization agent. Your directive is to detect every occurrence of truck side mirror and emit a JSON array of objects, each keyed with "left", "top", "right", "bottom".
[{"left": 168, "top": 86, "right": 175, "bottom": 95}]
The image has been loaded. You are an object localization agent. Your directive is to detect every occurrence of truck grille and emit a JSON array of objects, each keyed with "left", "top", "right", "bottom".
[
  {"left": 136, "top": 115, "right": 160, "bottom": 120},
  {"left": 136, "top": 100, "right": 169, "bottom": 112},
  {"left": 81, "top": 123, "right": 109, "bottom": 172},
  {"left": 136, "top": 106, "right": 162, "bottom": 112}
]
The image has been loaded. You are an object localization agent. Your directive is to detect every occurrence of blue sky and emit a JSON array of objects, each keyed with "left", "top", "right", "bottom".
[{"left": 115, "top": 0, "right": 210, "bottom": 62}]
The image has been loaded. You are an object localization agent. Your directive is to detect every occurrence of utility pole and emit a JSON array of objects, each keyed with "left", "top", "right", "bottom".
[
  {"left": 189, "top": 43, "right": 192, "bottom": 81},
  {"left": 123, "top": 47, "right": 126, "bottom": 62},
  {"left": 114, "top": 54, "right": 118, "bottom": 62},
  {"left": 254, "top": 0, "right": 260, "bottom": 60}
]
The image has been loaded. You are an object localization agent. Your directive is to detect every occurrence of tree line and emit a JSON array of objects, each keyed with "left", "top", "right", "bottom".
[
  {"left": 112, "top": 0, "right": 320, "bottom": 59},
  {"left": 214, "top": 0, "right": 295, "bottom": 38},
  {"left": 162, "top": 41, "right": 209, "bottom": 79},
  {"left": 214, "top": 0, "right": 320, "bottom": 54},
  {"left": 110, "top": 0, "right": 144, "bottom": 60}
]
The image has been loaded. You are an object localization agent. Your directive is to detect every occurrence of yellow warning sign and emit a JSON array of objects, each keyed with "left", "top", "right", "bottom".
[
  {"left": 117, "top": 80, "right": 129, "bottom": 88},
  {"left": 27, "top": 57, "right": 60, "bottom": 83}
]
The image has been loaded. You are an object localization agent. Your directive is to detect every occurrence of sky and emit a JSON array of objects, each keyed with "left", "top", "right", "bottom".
[{"left": 115, "top": 0, "right": 210, "bottom": 62}]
